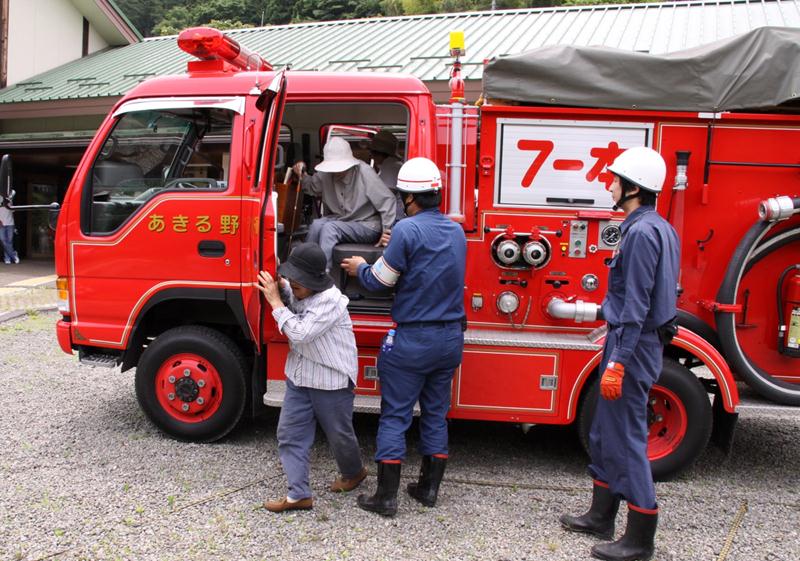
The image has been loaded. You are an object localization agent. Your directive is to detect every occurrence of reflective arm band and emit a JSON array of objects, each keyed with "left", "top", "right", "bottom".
[{"left": 370, "top": 256, "right": 400, "bottom": 287}]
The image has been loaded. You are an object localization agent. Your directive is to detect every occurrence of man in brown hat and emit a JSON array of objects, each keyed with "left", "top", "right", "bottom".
[
  {"left": 291, "top": 137, "right": 396, "bottom": 269},
  {"left": 257, "top": 242, "right": 366, "bottom": 512},
  {"left": 369, "top": 130, "right": 405, "bottom": 221}
]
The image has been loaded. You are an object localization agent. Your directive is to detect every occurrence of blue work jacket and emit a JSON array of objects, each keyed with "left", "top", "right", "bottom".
[
  {"left": 601, "top": 205, "right": 681, "bottom": 365},
  {"left": 357, "top": 207, "right": 466, "bottom": 324}
]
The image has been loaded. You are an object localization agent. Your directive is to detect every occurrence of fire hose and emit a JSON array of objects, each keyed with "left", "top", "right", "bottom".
[{"left": 715, "top": 195, "right": 800, "bottom": 405}]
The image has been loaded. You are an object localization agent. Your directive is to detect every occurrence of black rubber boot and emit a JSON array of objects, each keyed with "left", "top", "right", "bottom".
[
  {"left": 559, "top": 482, "right": 621, "bottom": 540},
  {"left": 591, "top": 506, "right": 658, "bottom": 561},
  {"left": 407, "top": 455, "right": 447, "bottom": 507},
  {"left": 357, "top": 461, "right": 401, "bottom": 517}
]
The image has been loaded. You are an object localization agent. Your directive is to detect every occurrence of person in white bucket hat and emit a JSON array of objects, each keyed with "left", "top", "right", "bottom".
[{"left": 291, "top": 137, "right": 396, "bottom": 269}]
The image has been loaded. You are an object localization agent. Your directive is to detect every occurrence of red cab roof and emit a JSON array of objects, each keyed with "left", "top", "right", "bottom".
[{"left": 124, "top": 71, "right": 430, "bottom": 101}]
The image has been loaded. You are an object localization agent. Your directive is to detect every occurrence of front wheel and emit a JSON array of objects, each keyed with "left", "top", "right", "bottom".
[
  {"left": 578, "top": 358, "right": 712, "bottom": 481},
  {"left": 135, "top": 326, "right": 248, "bottom": 442}
]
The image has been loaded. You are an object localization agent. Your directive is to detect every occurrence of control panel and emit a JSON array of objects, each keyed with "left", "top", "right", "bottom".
[{"left": 568, "top": 220, "right": 588, "bottom": 258}]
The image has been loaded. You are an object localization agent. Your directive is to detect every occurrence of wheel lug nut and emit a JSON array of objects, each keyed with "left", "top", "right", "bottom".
[
  {"left": 197, "top": 379, "right": 206, "bottom": 388},
  {"left": 649, "top": 398, "right": 657, "bottom": 406},
  {"left": 183, "top": 369, "right": 191, "bottom": 377},
  {"left": 197, "top": 397, "right": 205, "bottom": 405},
  {"left": 182, "top": 403, "right": 190, "bottom": 412},
  {"left": 167, "top": 393, "right": 175, "bottom": 401},
  {"left": 168, "top": 375, "right": 176, "bottom": 383},
  {"left": 655, "top": 415, "right": 664, "bottom": 422}
]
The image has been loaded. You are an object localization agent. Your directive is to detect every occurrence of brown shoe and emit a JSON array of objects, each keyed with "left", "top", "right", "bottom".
[
  {"left": 330, "top": 467, "right": 368, "bottom": 492},
  {"left": 263, "top": 496, "right": 313, "bottom": 513}
]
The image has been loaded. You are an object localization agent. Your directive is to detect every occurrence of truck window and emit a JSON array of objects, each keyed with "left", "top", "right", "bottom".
[
  {"left": 84, "top": 107, "right": 233, "bottom": 235},
  {"left": 322, "top": 124, "right": 407, "bottom": 166}
]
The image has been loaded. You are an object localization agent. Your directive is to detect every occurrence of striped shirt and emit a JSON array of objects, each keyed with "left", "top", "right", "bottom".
[{"left": 272, "top": 284, "right": 358, "bottom": 390}]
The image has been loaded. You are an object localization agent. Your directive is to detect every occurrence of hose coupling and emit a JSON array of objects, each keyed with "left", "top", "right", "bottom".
[
  {"left": 546, "top": 297, "right": 601, "bottom": 323},
  {"left": 758, "top": 195, "right": 800, "bottom": 222}
]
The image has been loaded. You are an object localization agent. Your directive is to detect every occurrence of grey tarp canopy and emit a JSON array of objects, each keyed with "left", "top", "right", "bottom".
[{"left": 483, "top": 26, "right": 800, "bottom": 112}]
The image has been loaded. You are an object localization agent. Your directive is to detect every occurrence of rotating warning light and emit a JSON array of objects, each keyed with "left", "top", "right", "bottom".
[
  {"left": 178, "top": 27, "right": 272, "bottom": 72},
  {"left": 449, "top": 31, "right": 465, "bottom": 57}
]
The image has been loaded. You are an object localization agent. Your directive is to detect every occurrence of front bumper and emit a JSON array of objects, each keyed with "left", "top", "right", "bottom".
[{"left": 56, "top": 319, "right": 73, "bottom": 354}]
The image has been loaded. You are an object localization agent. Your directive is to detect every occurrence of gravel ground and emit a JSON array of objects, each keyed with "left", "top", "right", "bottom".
[{"left": 1, "top": 311, "right": 798, "bottom": 561}]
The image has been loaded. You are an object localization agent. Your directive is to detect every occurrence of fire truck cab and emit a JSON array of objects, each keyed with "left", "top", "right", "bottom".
[{"left": 23, "top": 27, "right": 799, "bottom": 481}]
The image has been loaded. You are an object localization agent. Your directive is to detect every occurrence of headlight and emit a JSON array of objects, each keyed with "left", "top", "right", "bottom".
[{"left": 56, "top": 276, "right": 70, "bottom": 314}]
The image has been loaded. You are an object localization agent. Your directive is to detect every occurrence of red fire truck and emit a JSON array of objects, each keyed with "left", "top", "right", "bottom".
[{"left": 3, "top": 26, "right": 796, "bottom": 480}]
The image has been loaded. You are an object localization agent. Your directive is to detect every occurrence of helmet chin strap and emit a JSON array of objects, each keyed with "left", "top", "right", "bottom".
[
  {"left": 612, "top": 192, "right": 638, "bottom": 211},
  {"left": 402, "top": 194, "right": 414, "bottom": 215}
]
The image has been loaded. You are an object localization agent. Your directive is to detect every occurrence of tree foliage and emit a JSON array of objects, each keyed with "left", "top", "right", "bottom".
[
  {"left": 292, "top": 0, "right": 383, "bottom": 22},
  {"left": 114, "top": 0, "right": 659, "bottom": 36}
]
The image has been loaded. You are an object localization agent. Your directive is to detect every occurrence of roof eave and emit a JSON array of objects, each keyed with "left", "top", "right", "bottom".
[{"left": 71, "top": 0, "right": 142, "bottom": 45}]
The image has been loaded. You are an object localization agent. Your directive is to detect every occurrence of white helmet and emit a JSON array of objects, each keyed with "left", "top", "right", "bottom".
[
  {"left": 607, "top": 146, "right": 666, "bottom": 193},
  {"left": 315, "top": 137, "right": 360, "bottom": 173},
  {"left": 396, "top": 157, "right": 442, "bottom": 193}
]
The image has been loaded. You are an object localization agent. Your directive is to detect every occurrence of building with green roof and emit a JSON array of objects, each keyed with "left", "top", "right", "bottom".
[{"left": 1, "top": 0, "right": 798, "bottom": 258}]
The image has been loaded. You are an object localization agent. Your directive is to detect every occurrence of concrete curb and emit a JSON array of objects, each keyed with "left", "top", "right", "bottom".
[{"left": 0, "top": 305, "right": 58, "bottom": 324}]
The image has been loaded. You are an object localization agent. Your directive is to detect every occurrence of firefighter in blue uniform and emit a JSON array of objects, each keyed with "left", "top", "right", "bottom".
[
  {"left": 560, "top": 147, "right": 680, "bottom": 561},
  {"left": 341, "top": 157, "right": 466, "bottom": 517}
]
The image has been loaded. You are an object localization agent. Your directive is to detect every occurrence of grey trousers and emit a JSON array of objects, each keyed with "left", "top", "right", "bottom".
[
  {"left": 277, "top": 379, "right": 363, "bottom": 500},
  {"left": 306, "top": 217, "right": 381, "bottom": 270}
]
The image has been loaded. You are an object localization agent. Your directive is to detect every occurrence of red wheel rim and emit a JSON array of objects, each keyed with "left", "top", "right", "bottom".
[
  {"left": 154, "top": 353, "right": 223, "bottom": 423},
  {"left": 647, "top": 384, "right": 688, "bottom": 461}
]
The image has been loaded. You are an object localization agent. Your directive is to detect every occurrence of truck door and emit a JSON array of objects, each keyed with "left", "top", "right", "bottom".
[
  {"left": 66, "top": 97, "right": 247, "bottom": 349},
  {"left": 241, "top": 71, "right": 288, "bottom": 347}
]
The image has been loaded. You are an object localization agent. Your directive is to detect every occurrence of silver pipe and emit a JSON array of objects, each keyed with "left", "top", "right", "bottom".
[
  {"left": 9, "top": 202, "right": 60, "bottom": 211},
  {"left": 447, "top": 101, "right": 464, "bottom": 220},
  {"left": 484, "top": 226, "right": 560, "bottom": 236},
  {"left": 547, "top": 297, "right": 601, "bottom": 323}
]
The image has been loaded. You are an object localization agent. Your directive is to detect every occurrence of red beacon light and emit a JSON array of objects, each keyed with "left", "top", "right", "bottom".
[{"left": 178, "top": 27, "right": 272, "bottom": 72}]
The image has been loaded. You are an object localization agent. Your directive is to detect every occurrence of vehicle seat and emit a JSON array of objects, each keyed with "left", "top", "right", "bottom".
[
  {"left": 332, "top": 243, "right": 394, "bottom": 301},
  {"left": 91, "top": 161, "right": 145, "bottom": 233},
  {"left": 93, "top": 160, "right": 144, "bottom": 189}
]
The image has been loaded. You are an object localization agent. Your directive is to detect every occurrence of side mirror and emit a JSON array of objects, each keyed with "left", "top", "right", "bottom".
[
  {"left": 48, "top": 205, "right": 61, "bottom": 232},
  {"left": 0, "top": 154, "right": 12, "bottom": 201}
]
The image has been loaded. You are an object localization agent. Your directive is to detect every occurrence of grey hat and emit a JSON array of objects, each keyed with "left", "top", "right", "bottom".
[
  {"left": 370, "top": 130, "right": 398, "bottom": 157},
  {"left": 277, "top": 242, "right": 334, "bottom": 292}
]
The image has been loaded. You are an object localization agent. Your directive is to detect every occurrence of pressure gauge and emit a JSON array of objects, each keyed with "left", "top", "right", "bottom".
[
  {"left": 600, "top": 224, "right": 621, "bottom": 247},
  {"left": 497, "top": 291, "right": 520, "bottom": 314},
  {"left": 496, "top": 240, "right": 521, "bottom": 265}
]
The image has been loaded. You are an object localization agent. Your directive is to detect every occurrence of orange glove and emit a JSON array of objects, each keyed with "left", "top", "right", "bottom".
[{"left": 600, "top": 362, "right": 625, "bottom": 400}]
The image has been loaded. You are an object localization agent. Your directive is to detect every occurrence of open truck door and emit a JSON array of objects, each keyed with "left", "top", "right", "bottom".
[{"left": 241, "top": 70, "right": 288, "bottom": 350}]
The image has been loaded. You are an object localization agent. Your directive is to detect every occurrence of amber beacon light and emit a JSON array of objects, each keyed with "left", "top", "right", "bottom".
[{"left": 178, "top": 27, "right": 272, "bottom": 71}]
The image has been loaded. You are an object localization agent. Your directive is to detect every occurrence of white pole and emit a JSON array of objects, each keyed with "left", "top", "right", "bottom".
[{"left": 447, "top": 101, "right": 464, "bottom": 221}]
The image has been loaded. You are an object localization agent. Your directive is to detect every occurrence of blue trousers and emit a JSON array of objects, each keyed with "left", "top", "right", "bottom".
[
  {"left": 277, "top": 379, "right": 363, "bottom": 500},
  {"left": 588, "top": 328, "right": 662, "bottom": 509},
  {"left": 376, "top": 323, "right": 464, "bottom": 460},
  {"left": 0, "top": 225, "right": 17, "bottom": 263},
  {"left": 306, "top": 217, "right": 380, "bottom": 270}
]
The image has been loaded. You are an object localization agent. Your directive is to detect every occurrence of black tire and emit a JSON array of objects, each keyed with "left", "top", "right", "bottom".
[
  {"left": 135, "top": 326, "right": 248, "bottom": 442},
  {"left": 578, "top": 358, "right": 712, "bottom": 481}
]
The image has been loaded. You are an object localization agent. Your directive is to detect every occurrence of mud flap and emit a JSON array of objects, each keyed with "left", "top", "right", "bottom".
[
  {"left": 710, "top": 392, "right": 738, "bottom": 455},
  {"left": 249, "top": 349, "right": 268, "bottom": 418}
]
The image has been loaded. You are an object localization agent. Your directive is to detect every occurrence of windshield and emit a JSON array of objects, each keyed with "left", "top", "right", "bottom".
[{"left": 84, "top": 106, "right": 234, "bottom": 235}]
